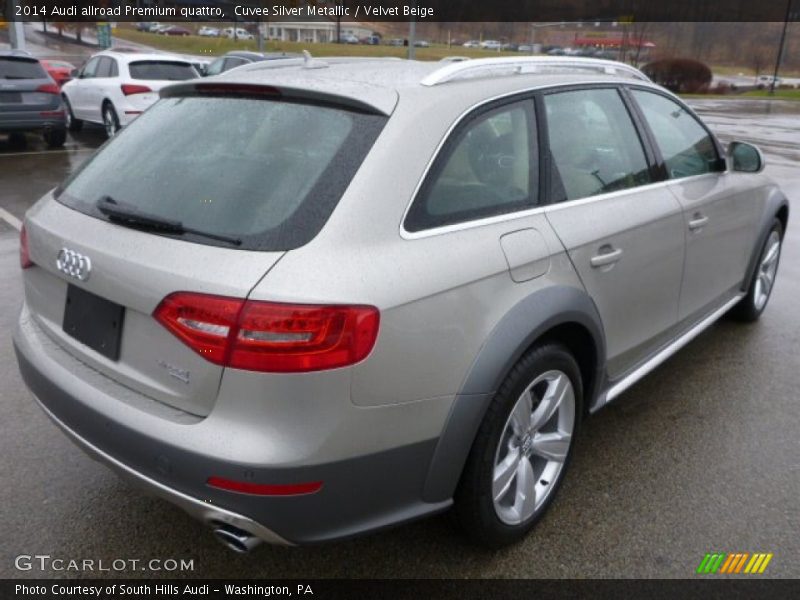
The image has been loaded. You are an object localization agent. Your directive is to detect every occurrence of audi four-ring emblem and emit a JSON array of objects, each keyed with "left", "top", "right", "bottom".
[{"left": 56, "top": 248, "right": 92, "bottom": 281}]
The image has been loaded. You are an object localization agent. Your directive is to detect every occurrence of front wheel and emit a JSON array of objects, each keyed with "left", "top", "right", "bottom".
[
  {"left": 454, "top": 343, "right": 582, "bottom": 548},
  {"left": 102, "top": 103, "right": 120, "bottom": 138},
  {"left": 730, "top": 219, "right": 783, "bottom": 322}
]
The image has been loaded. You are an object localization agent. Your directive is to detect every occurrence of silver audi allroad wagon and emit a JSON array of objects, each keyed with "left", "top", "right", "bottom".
[{"left": 14, "top": 56, "right": 789, "bottom": 550}]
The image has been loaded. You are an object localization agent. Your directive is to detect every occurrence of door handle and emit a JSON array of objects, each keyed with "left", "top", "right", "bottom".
[
  {"left": 688, "top": 214, "right": 709, "bottom": 231},
  {"left": 590, "top": 246, "right": 623, "bottom": 268}
]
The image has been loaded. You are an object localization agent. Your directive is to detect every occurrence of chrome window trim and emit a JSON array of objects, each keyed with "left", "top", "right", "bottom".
[{"left": 399, "top": 79, "right": 718, "bottom": 241}]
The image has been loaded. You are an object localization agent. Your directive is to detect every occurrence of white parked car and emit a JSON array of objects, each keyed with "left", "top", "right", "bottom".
[
  {"left": 198, "top": 26, "right": 220, "bottom": 37},
  {"left": 462, "top": 40, "right": 480, "bottom": 48},
  {"left": 61, "top": 50, "right": 199, "bottom": 138},
  {"left": 221, "top": 27, "right": 254, "bottom": 40},
  {"left": 480, "top": 40, "right": 502, "bottom": 50}
]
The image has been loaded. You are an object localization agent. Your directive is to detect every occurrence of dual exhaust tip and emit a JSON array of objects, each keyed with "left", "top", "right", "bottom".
[{"left": 210, "top": 522, "right": 262, "bottom": 553}]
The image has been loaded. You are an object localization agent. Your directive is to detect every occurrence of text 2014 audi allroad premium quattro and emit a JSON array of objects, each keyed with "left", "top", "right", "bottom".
[{"left": 14, "top": 56, "right": 788, "bottom": 551}]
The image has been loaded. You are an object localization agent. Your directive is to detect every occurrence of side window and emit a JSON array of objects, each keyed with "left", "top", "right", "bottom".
[
  {"left": 95, "top": 57, "right": 111, "bottom": 78},
  {"left": 81, "top": 57, "right": 100, "bottom": 79},
  {"left": 224, "top": 57, "right": 248, "bottom": 71},
  {"left": 405, "top": 100, "right": 536, "bottom": 232},
  {"left": 205, "top": 57, "right": 225, "bottom": 76},
  {"left": 544, "top": 88, "right": 652, "bottom": 202},
  {"left": 631, "top": 90, "right": 720, "bottom": 179},
  {"left": 108, "top": 58, "right": 118, "bottom": 77}
]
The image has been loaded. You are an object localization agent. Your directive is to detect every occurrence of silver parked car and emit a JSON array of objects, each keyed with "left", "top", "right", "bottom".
[{"left": 14, "top": 57, "right": 789, "bottom": 550}]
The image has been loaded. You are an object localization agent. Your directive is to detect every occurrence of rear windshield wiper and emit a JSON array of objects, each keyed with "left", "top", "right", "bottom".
[{"left": 96, "top": 196, "right": 242, "bottom": 246}]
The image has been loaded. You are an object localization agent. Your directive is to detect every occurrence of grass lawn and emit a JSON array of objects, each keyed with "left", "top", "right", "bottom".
[
  {"left": 113, "top": 28, "right": 519, "bottom": 61},
  {"left": 680, "top": 89, "right": 800, "bottom": 101},
  {"left": 741, "top": 88, "right": 800, "bottom": 100}
]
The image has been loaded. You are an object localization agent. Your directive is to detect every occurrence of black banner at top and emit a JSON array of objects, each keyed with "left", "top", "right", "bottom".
[{"left": 2, "top": 0, "right": 800, "bottom": 22}]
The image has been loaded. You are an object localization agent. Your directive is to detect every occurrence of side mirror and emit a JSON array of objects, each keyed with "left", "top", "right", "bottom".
[
  {"left": 71, "top": 68, "right": 82, "bottom": 78},
  {"left": 728, "top": 141, "right": 764, "bottom": 173}
]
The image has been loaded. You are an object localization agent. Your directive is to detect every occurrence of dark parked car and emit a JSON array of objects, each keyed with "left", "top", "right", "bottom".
[
  {"left": 0, "top": 51, "right": 66, "bottom": 148},
  {"left": 203, "top": 51, "right": 301, "bottom": 76},
  {"left": 161, "top": 26, "right": 192, "bottom": 37}
]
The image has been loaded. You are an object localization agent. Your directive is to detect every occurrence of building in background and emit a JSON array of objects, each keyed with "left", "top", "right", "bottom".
[{"left": 266, "top": 16, "right": 372, "bottom": 43}]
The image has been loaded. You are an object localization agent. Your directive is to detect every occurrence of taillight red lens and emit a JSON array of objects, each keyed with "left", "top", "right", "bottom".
[
  {"left": 153, "top": 293, "right": 242, "bottom": 365},
  {"left": 121, "top": 84, "right": 152, "bottom": 96},
  {"left": 36, "top": 82, "right": 60, "bottom": 94},
  {"left": 153, "top": 292, "right": 379, "bottom": 373},
  {"left": 20, "top": 224, "right": 33, "bottom": 269}
]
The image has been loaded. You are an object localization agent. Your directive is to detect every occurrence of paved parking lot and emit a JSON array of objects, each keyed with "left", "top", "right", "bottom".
[{"left": 1, "top": 100, "right": 798, "bottom": 578}]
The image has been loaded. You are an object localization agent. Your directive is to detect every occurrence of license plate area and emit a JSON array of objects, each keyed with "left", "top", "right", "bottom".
[
  {"left": 63, "top": 284, "right": 125, "bottom": 361},
  {"left": 0, "top": 92, "right": 22, "bottom": 104}
]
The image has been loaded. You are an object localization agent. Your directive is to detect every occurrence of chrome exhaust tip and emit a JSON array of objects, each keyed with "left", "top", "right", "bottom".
[{"left": 211, "top": 523, "right": 262, "bottom": 553}]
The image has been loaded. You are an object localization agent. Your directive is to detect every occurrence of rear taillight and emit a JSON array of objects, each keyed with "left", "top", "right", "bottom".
[
  {"left": 121, "top": 84, "right": 152, "bottom": 96},
  {"left": 20, "top": 224, "right": 33, "bottom": 269},
  {"left": 36, "top": 82, "right": 60, "bottom": 95},
  {"left": 153, "top": 292, "right": 379, "bottom": 373}
]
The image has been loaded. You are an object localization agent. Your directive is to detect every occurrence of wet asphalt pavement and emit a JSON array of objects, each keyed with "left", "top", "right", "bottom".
[{"left": 0, "top": 99, "right": 798, "bottom": 579}]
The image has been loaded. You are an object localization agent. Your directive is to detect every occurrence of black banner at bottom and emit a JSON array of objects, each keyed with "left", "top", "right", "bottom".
[{"left": 4, "top": 579, "right": 800, "bottom": 600}]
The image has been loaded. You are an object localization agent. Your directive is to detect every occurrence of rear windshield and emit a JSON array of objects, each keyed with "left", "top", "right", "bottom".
[
  {"left": 0, "top": 57, "right": 47, "bottom": 79},
  {"left": 128, "top": 61, "right": 198, "bottom": 81},
  {"left": 57, "top": 96, "right": 386, "bottom": 250}
]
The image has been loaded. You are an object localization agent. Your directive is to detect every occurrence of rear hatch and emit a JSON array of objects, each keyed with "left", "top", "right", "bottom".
[
  {"left": 0, "top": 56, "right": 60, "bottom": 116},
  {"left": 22, "top": 86, "right": 386, "bottom": 416},
  {"left": 122, "top": 59, "right": 198, "bottom": 110}
]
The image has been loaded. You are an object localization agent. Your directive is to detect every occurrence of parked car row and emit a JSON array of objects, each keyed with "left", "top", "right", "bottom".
[{"left": 137, "top": 22, "right": 255, "bottom": 40}]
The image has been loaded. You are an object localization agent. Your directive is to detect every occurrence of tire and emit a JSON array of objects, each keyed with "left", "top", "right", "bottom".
[
  {"left": 454, "top": 343, "right": 582, "bottom": 548},
  {"left": 43, "top": 128, "right": 67, "bottom": 148},
  {"left": 729, "top": 219, "right": 783, "bottom": 322},
  {"left": 63, "top": 96, "right": 82, "bottom": 132},
  {"left": 102, "top": 102, "right": 120, "bottom": 138}
]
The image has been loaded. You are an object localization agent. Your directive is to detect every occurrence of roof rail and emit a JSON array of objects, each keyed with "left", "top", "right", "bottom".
[
  {"left": 420, "top": 56, "right": 650, "bottom": 86},
  {"left": 245, "top": 54, "right": 403, "bottom": 73}
]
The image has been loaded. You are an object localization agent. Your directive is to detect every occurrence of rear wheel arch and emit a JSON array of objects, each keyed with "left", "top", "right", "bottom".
[{"left": 421, "top": 286, "right": 606, "bottom": 503}]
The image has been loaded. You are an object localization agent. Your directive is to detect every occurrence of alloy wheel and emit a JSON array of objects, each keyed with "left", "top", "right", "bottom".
[
  {"left": 754, "top": 231, "right": 780, "bottom": 311},
  {"left": 492, "top": 369, "right": 575, "bottom": 525}
]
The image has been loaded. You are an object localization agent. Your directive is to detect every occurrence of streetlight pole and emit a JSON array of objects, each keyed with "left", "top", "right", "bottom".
[
  {"left": 408, "top": 1, "right": 416, "bottom": 59},
  {"left": 769, "top": 0, "right": 794, "bottom": 95},
  {"left": 7, "top": 0, "right": 27, "bottom": 52}
]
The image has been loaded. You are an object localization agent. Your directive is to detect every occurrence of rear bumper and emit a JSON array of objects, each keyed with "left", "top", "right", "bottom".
[
  {"left": 29, "top": 390, "right": 291, "bottom": 545},
  {"left": 0, "top": 114, "right": 66, "bottom": 133},
  {"left": 13, "top": 306, "right": 450, "bottom": 544}
]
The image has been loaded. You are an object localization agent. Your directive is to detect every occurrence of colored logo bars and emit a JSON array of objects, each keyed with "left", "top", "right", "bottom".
[{"left": 697, "top": 552, "right": 774, "bottom": 574}]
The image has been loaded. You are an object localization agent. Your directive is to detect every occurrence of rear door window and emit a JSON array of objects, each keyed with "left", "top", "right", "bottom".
[
  {"left": 405, "top": 100, "right": 536, "bottom": 232},
  {"left": 0, "top": 57, "right": 46, "bottom": 79},
  {"left": 81, "top": 57, "right": 100, "bottom": 78},
  {"left": 57, "top": 96, "right": 386, "bottom": 250},
  {"left": 95, "top": 57, "right": 112, "bottom": 78},
  {"left": 544, "top": 88, "right": 652, "bottom": 202},
  {"left": 128, "top": 61, "right": 198, "bottom": 81}
]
